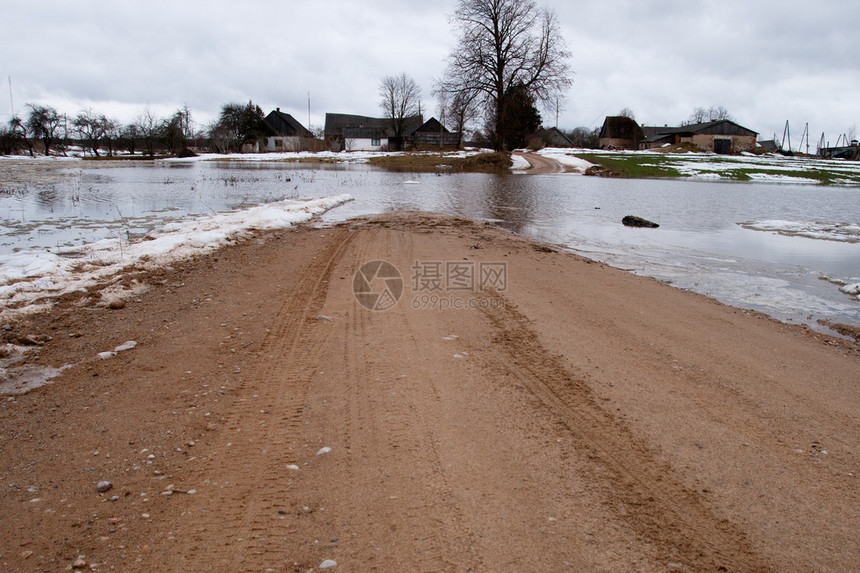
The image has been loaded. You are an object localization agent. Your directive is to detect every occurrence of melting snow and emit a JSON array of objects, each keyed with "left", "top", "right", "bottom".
[
  {"left": 536, "top": 148, "right": 596, "bottom": 173},
  {"left": 0, "top": 194, "right": 353, "bottom": 319},
  {"left": 740, "top": 220, "right": 860, "bottom": 243},
  {"left": 510, "top": 155, "right": 531, "bottom": 171}
]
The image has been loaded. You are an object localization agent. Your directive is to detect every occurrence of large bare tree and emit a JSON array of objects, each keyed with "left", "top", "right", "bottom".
[
  {"left": 74, "top": 108, "right": 111, "bottom": 157},
  {"left": 438, "top": 0, "right": 572, "bottom": 150},
  {"left": 378, "top": 73, "right": 422, "bottom": 140},
  {"left": 26, "top": 104, "right": 62, "bottom": 155},
  {"left": 135, "top": 108, "right": 160, "bottom": 157}
]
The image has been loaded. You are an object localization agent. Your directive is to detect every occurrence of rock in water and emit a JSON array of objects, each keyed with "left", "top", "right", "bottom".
[{"left": 622, "top": 215, "right": 660, "bottom": 228}]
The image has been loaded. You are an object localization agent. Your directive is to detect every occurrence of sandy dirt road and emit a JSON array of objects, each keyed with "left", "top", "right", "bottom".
[
  {"left": 513, "top": 152, "right": 568, "bottom": 173},
  {"left": 0, "top": 213, "right": 858, "bottom": 572}
]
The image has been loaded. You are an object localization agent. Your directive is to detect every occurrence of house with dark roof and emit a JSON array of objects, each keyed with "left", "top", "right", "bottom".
[
  {"left": 324, "top": 113, "right": 424, "bottom": 151},
  {"left": 262, "top": 109, "right": 314, "bottom": 152},
  {"left": 640, "top": 120, "right": 758, "bottom": 153},
  {"left": 408, "top": 117, "right": 461, "bottom": 148},
  {"left": 598, "top": 116, "right": 645, "bottom": 149},
  {"left": 534, "top": 127, "right": 574, "bottom": 148}
]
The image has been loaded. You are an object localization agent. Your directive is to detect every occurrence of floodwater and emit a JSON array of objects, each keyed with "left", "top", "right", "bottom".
[{"left": 1, "top": 157, "right": 859, "bottom": 330}]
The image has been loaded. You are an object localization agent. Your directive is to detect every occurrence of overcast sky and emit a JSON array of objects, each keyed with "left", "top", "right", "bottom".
[{"left": 2, "top": 1, "right": 857, "bottom": 148}]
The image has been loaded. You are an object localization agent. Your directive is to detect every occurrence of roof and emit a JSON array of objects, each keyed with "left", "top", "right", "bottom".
[
  {"left": 325, "top": 113, "right": 423, "bottom": 138},
  {"left": 641, "top": 120, "right": 758, "bottom": 142},
  {"left": 412, "top": 117, "right": 449, "bottom": 134},
  {"left": 343, "top": 127, "right": 388, "bottom": 139},
  {"left": 599, "top": 116, "right": 644, "bottom": 140},
  {"left": 536, "top": 127, "right": 574, "bottom": 146},
  {"left": 264, "top": 110, "right": 312, "bottom": 138}
]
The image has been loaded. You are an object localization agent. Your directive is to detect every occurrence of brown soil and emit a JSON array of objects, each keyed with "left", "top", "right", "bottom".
[
  {"left": 1, "top": 213, "right": 858, "bottom": 572},
  {"left": 369, "top": 152, "right": 512, "bottom": 173}
]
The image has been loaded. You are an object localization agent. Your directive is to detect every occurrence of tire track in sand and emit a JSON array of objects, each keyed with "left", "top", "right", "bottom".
[
  {"left": 478, "top": 294, "right": 772, "bottom": 572},
  {"left": 175, "top": 229, "right": 355, "bottom": 570},
  {"left": 319, "top": 227, "right": 480, "bottom": 571}
]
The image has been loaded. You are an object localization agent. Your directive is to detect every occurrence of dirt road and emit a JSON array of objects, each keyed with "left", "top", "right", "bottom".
[
  {"left": 1, "top": 213, "right": 858, "bottom": 571},
  {"left": 513, "top": 152, "right": 568, "bottom": 173}
]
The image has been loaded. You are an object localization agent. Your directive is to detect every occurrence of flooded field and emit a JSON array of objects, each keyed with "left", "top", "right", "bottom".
[{"left": 1, "top": 156, "right": 858, "bottom": 331}]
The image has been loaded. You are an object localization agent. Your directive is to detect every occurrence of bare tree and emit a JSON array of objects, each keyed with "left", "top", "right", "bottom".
[
  {"left": 135, "top": 108, "right": 160, "bottom": 157},
  {"left": 566, "top": 126, "right": 600, "bottom": 148},
  {"left": 103, "top": 118, "right": 119, "bottom": 157},
  {"left": 438, "top": 0, "right": 572, "bottom": 150},
  {"left": 119, "top": 123, "right": 140, "bottom": 155},
  {"left": 618, "top": 107, "right": 636, "bottom": 121},
  {"left": 378, "top": 73, "right": 422, "bottom": 141},
  {"left": 684, "top": 105, "right": 732, "bottom": 125},
  {"left": 26, "top": 104, "right": 62, "bottom": 155},
  {"left": 0, "top": 116, "right": 31, "bottom": 155},
  {"left": 74, "top": 108, "right": 110, "bottom": 157},
  {"left": 436, "top": 89, "right": 480, "bottom": 148}
]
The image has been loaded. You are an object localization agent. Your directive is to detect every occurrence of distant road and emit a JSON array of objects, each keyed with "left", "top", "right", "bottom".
[{"left": 513, "top": 151, "right": 567, "bottom": 173}]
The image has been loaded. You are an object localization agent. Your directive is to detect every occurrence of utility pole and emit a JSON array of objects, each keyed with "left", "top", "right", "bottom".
[
  {"left": 781, "top": 120, "right": 791, "bottom": 152},
  {"left": 798, "top": 122, "right": 809, "bottom": 155},
  {"left": 307, "top": 92, "right": 311, "bottom": 132},
  {"left": 8, "top": 76, "right": 14, "bottom": 117}
]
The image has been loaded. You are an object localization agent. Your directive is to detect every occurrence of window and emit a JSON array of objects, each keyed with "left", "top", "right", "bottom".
[{"left": 371, "top": 138, "right": 381, "bottom": 146}]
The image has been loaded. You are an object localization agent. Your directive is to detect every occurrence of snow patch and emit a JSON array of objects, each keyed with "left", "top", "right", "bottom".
[
  {"left": 0, "top": 363, "right": 73, "bottom": 395},
  {"left": 0, "top": 195, "right": 353, "bottom": 319},
  {"left": 740, "top": 220, "right": 860, "bottom": 243},
  {"left": 510, "top": 154, "right": 531, "bottom": 171},
  {"left": 536, "top": 148, "right": 595, "bottom": 173}
]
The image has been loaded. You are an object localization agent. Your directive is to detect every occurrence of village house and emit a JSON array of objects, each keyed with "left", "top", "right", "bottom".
[
  {"left": 324, "top": 113, "right": 460, "bottom": 151},
  {"left": 640, "top": 120, "right": 758, "bottom": 153},
  {"left": 534, "top": 127, "right": 574, "bottom": 147},
  {"left": 324, "top": 113, "right": 416, "bottom": 151},
  {"left": 598, "top": 116, "right": 645, "bottom": 150},
  {"left": 262, "top": 109, "right": 315, "bottom": 152},
  {"left": 408, "top": 117, "right": 461, "bottom": 148}
]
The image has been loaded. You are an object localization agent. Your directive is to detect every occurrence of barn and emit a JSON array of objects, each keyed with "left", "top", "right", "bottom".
[
  {"left": 640, "top": 120, "right": 758, "bottom": 153},
  {"left": 598, "top": 116, "right": 645, "bottom": 149},
  {"left": 407, "top": 117, "right": 461, "bottom": 148},
  {"left": 262, "top": 109, "right": 314, "bottom": 152}
]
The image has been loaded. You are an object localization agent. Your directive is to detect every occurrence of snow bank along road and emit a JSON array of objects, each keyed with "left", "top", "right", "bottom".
[{"left": 0, "top": 213, "right": 858, "bottom": 571}]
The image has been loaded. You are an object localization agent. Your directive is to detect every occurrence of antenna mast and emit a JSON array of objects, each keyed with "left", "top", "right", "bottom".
[{"left": 8, "top": 76, "right": 14, "bottom": 117}]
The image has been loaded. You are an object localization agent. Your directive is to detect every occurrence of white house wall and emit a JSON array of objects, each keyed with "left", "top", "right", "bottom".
[
  {"left": 264, "top": 136, "right": 302, "bottom": 152},
  {"left": 345, "top": 138, "right": 388, "bottom": 152}
]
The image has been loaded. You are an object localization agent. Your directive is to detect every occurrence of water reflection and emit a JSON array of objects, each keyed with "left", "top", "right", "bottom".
[{"left": 483, "top": 174, "right": 537, "bottom": 234}]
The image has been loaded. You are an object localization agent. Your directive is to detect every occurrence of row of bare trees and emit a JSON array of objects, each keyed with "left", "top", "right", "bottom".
[
  {"left": 0, "top": 103, "right": 199, "bottom": 157},
  {"left": 0, "top": 100, "right": 276, "bottom": 157}
]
